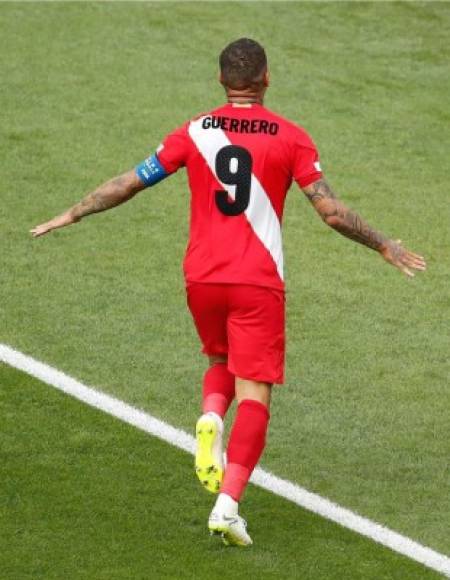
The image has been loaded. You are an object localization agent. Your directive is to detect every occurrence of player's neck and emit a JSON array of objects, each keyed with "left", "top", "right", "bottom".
[{"left": 226, "top": 89, "right": 265, "bottom": 106}]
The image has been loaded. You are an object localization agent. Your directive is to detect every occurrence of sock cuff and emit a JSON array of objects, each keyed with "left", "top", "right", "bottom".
[
  {"left": 209, "top": 361, "right": 230, "bottom": 372},
  {"left": 237, "top": 398, "right": 270, "bottom": 420}
]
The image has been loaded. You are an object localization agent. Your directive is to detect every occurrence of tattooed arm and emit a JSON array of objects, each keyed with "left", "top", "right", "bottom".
[
  {"left": 302, "top": 178, "right": 426, "bottom": 277},
  {"left": 30, "top": 169, "right": 145, "bottom": 237}
]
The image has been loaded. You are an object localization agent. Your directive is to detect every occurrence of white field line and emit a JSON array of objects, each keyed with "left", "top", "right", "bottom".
[{"left": 1, "top": 343, "right": 449, "bottom": 578}]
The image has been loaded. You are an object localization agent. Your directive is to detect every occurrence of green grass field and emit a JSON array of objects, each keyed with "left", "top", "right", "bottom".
[
  {"left": 1, "top": 364, "right": 443, "bottom": 579},
  {"left": 1, "top": 2, "right": 450, "bottom": 578}
]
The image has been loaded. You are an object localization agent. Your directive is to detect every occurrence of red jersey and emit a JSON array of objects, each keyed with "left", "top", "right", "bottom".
[{"left": 156, "top": 103, "right": 322, "bottom": 291}]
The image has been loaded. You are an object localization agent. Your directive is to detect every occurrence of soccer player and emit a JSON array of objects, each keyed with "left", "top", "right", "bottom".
[{"left": 31, "top": 38, "right": 426, "bottom": 547}]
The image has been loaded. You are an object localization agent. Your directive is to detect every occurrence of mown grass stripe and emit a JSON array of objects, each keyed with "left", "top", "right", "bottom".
[{"left": 1, "top": 342, "right": 449, "bottom": 578}]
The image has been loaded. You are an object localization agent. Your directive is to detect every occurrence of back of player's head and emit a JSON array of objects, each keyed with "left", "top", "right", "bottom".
[{"left": 219, "top": 38, "right": 267, "bottom": 90}]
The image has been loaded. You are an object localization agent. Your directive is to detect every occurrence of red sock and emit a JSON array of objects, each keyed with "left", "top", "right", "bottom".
[
  {"left": 202, "top": 363, "right": 235, "bottom": 419},
  {"left": 221, "top": 399, "right": 270, "bottom": 502}
]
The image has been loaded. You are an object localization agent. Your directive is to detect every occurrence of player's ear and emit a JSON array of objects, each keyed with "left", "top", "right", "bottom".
[
  {"left": 263, "top": 69, "right": 270, "bottom": 87},
  {"left": 218, "top": 71, "right": 225, "bottom": 86}
]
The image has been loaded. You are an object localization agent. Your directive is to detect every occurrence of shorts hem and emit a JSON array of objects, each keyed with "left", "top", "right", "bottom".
[{"left": 228, "top": 363, "right": 284, "bottom": 386}]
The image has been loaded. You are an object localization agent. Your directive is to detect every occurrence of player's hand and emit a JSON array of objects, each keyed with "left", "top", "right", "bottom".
[
  {"left": 30, "top": 211, "right": 78, "bottom": 238},
  {"left": 380, "top": 239, "right": 427, "bottom": 278}
]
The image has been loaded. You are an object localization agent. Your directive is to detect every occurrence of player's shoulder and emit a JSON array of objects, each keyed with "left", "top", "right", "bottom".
[
  {"left": 170, "top": 108, "right": 217, "bottom": 134},
  {"left": 188, "top": 107, "right": 220, "bottom": 123},
  {"left": 262, "top": 106, "right": 317, "bottom": 146}
]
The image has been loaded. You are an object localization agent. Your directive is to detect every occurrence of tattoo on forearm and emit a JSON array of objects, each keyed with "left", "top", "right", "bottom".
[
  {"left": 304, "top": 179, "right": 388, "bottom": 251},
  {"left": 330, "top": 206, "right": 388, "bottom": 250},
  {"left": 304, "top": 179, "right": 336, "bottom": 202},
  {"left": 70, "top": 173, "right": 138, "bottom": 221}
]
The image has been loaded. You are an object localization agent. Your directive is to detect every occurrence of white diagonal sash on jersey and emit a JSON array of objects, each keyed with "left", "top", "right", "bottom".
[{"left": 188, "top": 117, "right": 284, "bottom": 280}]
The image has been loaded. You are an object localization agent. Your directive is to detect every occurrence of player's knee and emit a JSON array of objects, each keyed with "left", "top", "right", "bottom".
[
  {"left": 235, "top": 377, "right": 272, "bottom": 408},
  {"left": 208, "top": 354, "right": 228, "bottom": 366}
]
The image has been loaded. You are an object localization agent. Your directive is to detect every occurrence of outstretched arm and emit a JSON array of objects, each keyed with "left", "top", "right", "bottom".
[
  {"left": 302, "top": 178, "right": 427, "bottom": 277},
  {"left": 30, "top": 169, "right": 146, "bottom": 238}
]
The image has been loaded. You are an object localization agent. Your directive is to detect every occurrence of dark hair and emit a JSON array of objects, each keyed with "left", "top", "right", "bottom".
[{"left": 219, "top": 38, "right": 267, "bottom": 90}]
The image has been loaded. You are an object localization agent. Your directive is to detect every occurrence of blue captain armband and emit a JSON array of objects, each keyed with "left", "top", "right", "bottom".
[{"left": 135, "top": 154, "right": 169, "bottom": 188}]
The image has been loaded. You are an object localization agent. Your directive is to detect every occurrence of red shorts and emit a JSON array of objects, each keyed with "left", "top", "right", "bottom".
[{"left": 186, "top": 283, "right": 285, "bottom": 384}]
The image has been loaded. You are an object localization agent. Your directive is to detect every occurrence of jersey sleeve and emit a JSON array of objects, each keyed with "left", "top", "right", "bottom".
[
  {"left": 291, "top": 128, "right": 323, "bottom": 188},
  {"left": 156, "top": 123, "right": 190, "bottom": 174}
]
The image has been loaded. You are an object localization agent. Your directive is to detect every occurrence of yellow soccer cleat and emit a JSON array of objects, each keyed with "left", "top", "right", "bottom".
[{"left": 195, "top": 413, "right": 224, "bottom": 494}]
